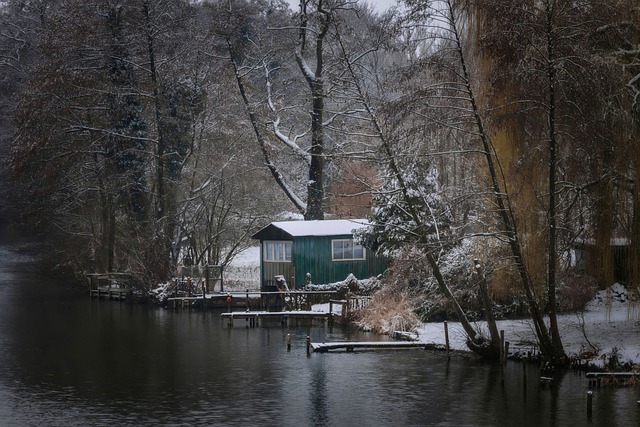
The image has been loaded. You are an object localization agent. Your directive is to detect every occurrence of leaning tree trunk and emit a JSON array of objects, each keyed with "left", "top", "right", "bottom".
[
  {"left": 446, "top": 0, "right": 564, "bottom": 363},
  {"left": 335, "top": 28, "right": 498, "bottom": 358}
]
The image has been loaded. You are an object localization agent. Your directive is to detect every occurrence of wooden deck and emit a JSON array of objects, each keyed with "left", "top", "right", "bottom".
[
  {"left": 167, "top": 290, "right": 340, "bottom": 312},
  {"left": 310, "top": 341, "right": 437, "bottom": 352},
  {"left": 221, "top": 310, "right": 336, "bottom": 327}
]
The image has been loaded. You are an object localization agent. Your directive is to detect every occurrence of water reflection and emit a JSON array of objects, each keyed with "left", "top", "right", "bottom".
[{"left": 0, "top": 244, "right": 638, "bottom": 426}]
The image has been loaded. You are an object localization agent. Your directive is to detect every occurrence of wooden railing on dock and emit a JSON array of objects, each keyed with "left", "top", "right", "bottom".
[
  {"left": 586, "top": 371, "right": 640, "bottom": 388},
  {"left": 87, "top": 273, "right": 132, "bottom": 301},
  {"left": 167, "top": 289, "right": 340, "bottom": 312},
  {"left": 221, "top": 310, "right": 335, "bottom": 328}
]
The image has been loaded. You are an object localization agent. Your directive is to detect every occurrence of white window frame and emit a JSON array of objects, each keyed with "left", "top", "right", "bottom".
[
  {"left": 332, "top": 239, "right": 365, "bottom": 261},
  {"left": 263, "top": 240, "right": 292, "bottom": 262}
]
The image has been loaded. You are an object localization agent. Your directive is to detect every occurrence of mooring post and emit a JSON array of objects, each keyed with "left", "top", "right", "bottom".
[
  {"left": 287, "top": 333, "right": 292, "bottom": 352},
  {"left": 587, "top": 391, "right": 593, "bottom": 420},
  {"left": 328, "top": 301, "right": 333, "bottom": 326},
  {"left": 306, "top": 335, "right": 311, "bottom": 355},
  {"left": 500, "top": 330, "right": 506, "bottom": 365},
  {"left": 444, "top": 320, "right": 450, "bottom": 358}
]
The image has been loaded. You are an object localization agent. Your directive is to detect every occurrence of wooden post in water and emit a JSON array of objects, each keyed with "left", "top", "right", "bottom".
[
  {"left": 287, "top": 334, "right": 292, "bottom": 351},
  {"left": 444, "top": 320, "right": 450, "bottom": 358},
  {"left": 500, "top": 330, "right": 506, "bottom": 387},
  {"left": 306, "top": 335, "right": 311, "bottom": 356},
  {"left": 329, "top": 301, "right": 333, "bottom": 325},
  {"left": 587, "top": 391, "right": 593, "bottom": 420}
]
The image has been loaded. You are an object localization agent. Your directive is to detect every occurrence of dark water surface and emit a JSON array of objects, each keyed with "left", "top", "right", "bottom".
[{"left": 0, "top": 244, "right": 638, "bottom": 426}]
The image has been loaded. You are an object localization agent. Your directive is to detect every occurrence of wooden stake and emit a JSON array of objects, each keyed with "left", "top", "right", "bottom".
[{"left": 444, "top": 320, "right": 450, "bottom": 358}]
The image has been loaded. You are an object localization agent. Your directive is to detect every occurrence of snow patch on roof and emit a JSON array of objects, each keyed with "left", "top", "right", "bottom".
[{"left": 270, "top": 219, "right": 370, "bottom": 237}]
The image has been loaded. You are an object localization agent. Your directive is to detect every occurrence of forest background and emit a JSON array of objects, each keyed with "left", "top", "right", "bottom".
[{"left": 1, "top": 0, "right": 639, "bottom": 363}]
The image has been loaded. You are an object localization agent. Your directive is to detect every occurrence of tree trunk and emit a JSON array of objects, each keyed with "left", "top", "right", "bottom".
[
  {"left": 297, "top": 1, "right": 329, "bottom": 221},
  {"left": 475, "top": 260, "right": 501, "bottom": 354},
  {"left": 446, "top": 0, "right": 564, "bottom": 363},
  {"left": 336, "top": 24, "right": 495, "bottom": 357},
  {"left": 143, "top": 0, "right": 170, "bottom": 280},
  {"left": 544, "top": 2, "right": 566, "bottom": 362},
  {"left": 229, "top": 41, "right": 307, "bottom": 216}
]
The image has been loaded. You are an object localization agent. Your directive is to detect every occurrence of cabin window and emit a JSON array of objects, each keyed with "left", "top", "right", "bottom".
[
  {"left": 264, "top": 241, "right": 292, "bottom": 262},
  {"left": 332, "top": 239, "right": 365, "bottom": 261}
]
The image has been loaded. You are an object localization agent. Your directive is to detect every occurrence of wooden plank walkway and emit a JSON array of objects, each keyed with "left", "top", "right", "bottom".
[
  {"left": 222, "top": 310, "right": 333, "bottom": 319},
  {"left": 221, "top": 310, "right": 334, "bottom": 327},
  {"left": 311, "top": 341, "right": 436, "bottom": 352}
]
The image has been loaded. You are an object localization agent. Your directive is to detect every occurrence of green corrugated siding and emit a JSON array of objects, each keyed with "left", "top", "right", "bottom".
[
  {"left": 291, "top": 235, "right": 387, "bottom": 287},
  {"left": 259, "top": 235, "right": 387, "bottom": 289}
]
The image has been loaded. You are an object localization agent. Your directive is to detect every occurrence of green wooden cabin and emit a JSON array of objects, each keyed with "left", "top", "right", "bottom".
[{"left": 252, "top": 219, "right": 387, "bottom": 290}]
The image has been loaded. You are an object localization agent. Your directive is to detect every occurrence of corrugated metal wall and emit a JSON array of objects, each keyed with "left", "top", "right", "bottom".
[
  {"left": 292, "top": 235, "right": 387, "bottom": 287},
  {"left": 259, "top": 235, "right": 387, "bottom": 289}
]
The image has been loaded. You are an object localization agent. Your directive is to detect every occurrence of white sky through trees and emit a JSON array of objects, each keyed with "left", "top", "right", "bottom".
[{"left": 283, "top": 0, "right": 398, "bottom": 13}]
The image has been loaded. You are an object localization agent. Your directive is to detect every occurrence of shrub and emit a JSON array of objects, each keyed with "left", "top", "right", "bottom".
[{"left": 557, "top": 274, "right": 598, "bottom": 312}]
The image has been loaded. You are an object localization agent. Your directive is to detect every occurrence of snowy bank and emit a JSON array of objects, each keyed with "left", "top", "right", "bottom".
[{"left": 414, "top": 283, "right": 640, "bottom": 369}]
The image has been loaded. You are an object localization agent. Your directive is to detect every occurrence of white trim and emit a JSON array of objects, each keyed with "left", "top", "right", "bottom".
[
  {"left": 331, "top": 239, "right": 366, "bottom": 261},
  {"left": 263, "top": 240, "right": 292, "bottom": 262}
]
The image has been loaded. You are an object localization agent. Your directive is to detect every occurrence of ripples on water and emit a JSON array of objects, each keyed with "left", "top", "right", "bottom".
[{"left": 0, "top": 244, "right": 638, "bottom": 426}]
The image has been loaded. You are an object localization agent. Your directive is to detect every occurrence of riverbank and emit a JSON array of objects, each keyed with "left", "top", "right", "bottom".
[
  {"left": 414, "top": 283, "right": 640, "bottom": 370},
  {"left": 228, "top": 248, "right": 639, "bottom": 369}
]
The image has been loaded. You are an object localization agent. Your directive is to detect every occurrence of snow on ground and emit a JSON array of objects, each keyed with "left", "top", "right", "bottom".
[
  {"left": 310, "top": 283, "right": 640, "bottom": 368},
  {"left": 414, "top": 283, "right": 640, "bottom": 368},
  {"left": 224, "top": 246, "right": 261, "bottom": 290},
  {"left": 226, "top": 246, "right": 639, "bottom": 367}
]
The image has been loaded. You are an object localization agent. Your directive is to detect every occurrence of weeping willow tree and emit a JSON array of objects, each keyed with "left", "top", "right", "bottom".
[
  {"left": 397, "top": 0, "right": 637, "bottom": 363},
  {"left": 463, "top": 0, "right": 639, "bottom": 361},
  {"left": 611, "top": 1, "right": 640, "bottom": 294}
]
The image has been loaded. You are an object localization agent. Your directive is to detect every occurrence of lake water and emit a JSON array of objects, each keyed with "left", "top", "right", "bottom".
[{"left": 0, "top": 243, "right": 638, "bottom": 426}]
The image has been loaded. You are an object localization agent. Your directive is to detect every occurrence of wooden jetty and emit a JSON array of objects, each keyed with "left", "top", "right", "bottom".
[
  {"left": 586, "top": 371, "right": 640, "bottom": 387},
  {"left": 87, "top": 273, "right": 131, "bottom": 300},
  {"left": 90, "top": 286, "right": 129, "bottom": 300},
  {"left": 311, "top": 341, "right": 434, "bottom": 352},
  {"left": 221, "top": 310, "right": 337, "bottom": 327},
  {"left": 168, "top": 289, "right": 340, "bottom": 312}
]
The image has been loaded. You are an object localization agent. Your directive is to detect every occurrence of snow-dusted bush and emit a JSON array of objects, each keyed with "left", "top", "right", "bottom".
[
  {"left": 356, "top": 164, "right": 453, "bottom": 258},
  {"left": 304, "top": 273, "right": 381, "bottom": 298},
  {"left": 148, "top": 281, "right": 174, "bottom": 305},
  {"left": 413, "top": 239, "right": 484, "bottom": 321}
]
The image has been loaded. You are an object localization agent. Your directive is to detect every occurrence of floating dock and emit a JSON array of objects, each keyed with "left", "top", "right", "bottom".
[{"left": 310, "top": 341, "right": 438, "bottom": 352}]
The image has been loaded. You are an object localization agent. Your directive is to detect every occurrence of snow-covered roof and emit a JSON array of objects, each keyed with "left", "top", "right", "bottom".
[{"left": 252, "top": 219, "right": 369, "bottom": 240}]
